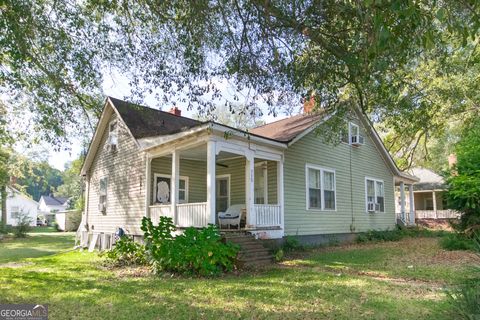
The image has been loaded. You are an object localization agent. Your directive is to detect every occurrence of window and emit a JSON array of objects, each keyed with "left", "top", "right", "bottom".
[
  {"left": 99, "top": 177, "right": 108, "bottom": 212},
  {"left": 254, "top": 162, "right": 268, "bottom": 204},
  {"left": 343, "top": 122, "right": 364, "bottom": 146},
  {"left": 10, "top": 206, "right": 19, "bottom": 219},
  {"left": 365, "top": 178, "right": 385, "bottom": 213},
  {"left": 306, "top": 164, "right": 336, "bottom": 210},
  {"left": 108, "top": 120, "right": 118, "bottom": 148},
  {"left": 216, "top": 175, "right": 230, "bottom": 212},
  {"left": 153, "top": 174, "right": 188, "bottom": 204}
]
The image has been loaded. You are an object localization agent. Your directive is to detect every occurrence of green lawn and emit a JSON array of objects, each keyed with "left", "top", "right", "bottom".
[
  {"left": 0, "top": 234, "right": 477, "bottom": 319},
  {"left": 0, "top": 232, "right": 75, "bottom": 263}
]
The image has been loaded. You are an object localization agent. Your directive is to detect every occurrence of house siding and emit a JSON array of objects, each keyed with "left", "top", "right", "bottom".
[
  {"left": 283, "top": 121, "right": 395, "bottom": 236},
  {"left": 86, "top": 112, "right": 146, "bottom": 235}
]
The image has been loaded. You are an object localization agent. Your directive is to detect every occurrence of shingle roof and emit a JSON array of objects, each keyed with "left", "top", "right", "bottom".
[
  {"left": 409, "top": 168, "right": 445, "bottom": 185},
  {"left": 41, "top": 195, "right": 69, "bottom": 206},
  {"left": 109, "top": 97, "right": 204, "bottom": 139},
  {"left": 250, "top": 112, "right": 325, "bottom": 142}
]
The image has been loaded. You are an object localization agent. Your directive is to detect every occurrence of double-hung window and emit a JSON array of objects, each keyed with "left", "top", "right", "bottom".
[
  {"left": 365, "top": 178, "right": 385, "bottom": 213},
  {"left": 306, "top": 164, "right": 336, "bottom": 210},
  {"left": 99, "top": 177, "right": 108, "bottom": 213}
]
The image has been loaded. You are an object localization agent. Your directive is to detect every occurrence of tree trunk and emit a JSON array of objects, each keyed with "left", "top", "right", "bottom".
[{"left": 1, "top": 185, "right": 6, "bottom": 228}]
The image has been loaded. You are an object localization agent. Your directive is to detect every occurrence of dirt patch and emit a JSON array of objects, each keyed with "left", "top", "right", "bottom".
[
  {"left": 431, "top": 250, "right": 480, "bottom": 266},
  {"left": 112, "top": 265, "right": 153, "bottom": 278},
  {"left": 0, "top": 261, "right": 34, "bottom": 268},
  {"left": 416, "top": 219, "right": 455, "bottom": 231}
]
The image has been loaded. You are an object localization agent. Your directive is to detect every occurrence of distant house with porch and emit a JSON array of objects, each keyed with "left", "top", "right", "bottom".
[
  {"left": 38, "top": 195, "right": 70, "bottom": 225},
  {"left": 398, "top": 168, "right": 458, "bottom": 220},
  {"left": 80, "top": 97, "right": 417, "bottom": 248}
]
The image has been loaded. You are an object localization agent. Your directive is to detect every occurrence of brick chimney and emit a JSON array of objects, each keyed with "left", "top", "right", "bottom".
[
  {"left": 303, "top": 95, "right": 315, "bottom": 114},
  {"left": 169, "top": 106, "right": 181, "bottom": 116},
  {"left": 448, "top": 153, "right": 457, "bottom": 168}
]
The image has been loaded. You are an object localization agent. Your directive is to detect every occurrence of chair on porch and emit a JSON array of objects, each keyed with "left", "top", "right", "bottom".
[{"left": 218, "top": 204, "right": 245, "bottom": 230}]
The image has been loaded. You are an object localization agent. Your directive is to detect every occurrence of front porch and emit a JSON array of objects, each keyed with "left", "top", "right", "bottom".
[{"left": 145, "top": 137, "right": 284, "bottom": 237}]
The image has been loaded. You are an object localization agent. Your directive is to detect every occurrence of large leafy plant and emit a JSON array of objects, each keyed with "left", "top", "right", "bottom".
[{"left": 141, "top": 217, "right": 239, "bottom": 276}]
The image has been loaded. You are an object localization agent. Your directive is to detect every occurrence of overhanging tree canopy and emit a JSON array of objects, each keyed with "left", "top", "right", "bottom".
[{"left": 1, "top": 0, "right": 479, "bottom": 166}]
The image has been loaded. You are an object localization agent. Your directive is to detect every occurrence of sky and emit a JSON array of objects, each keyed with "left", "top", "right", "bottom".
[{"left": 45, "top": 72, "right": 292, "bottom": 171}]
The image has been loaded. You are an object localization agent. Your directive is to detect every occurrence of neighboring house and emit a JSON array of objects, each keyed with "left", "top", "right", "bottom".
[
  {"left": 396, "top": 168, "right": 457, "bottom": 219},
  {"left": 38, "top": 195, "right": 70, "bottom": 225},
  {"left": 3, "top": 186, "right": 38, "bottom": 227},
  {"left": 80, "top": 97, "right": 417, "bottom": 247}
]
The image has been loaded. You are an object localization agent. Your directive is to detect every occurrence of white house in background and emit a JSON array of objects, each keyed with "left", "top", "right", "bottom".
[
  {"left": 4, "top": 186, "right": 38, "bottom": 226},
  {"left": 395, "top": 167, "right": 458, "bottom": 220},
  {"left": 38, "top": 195, "right": 70, "bottom": 224}
]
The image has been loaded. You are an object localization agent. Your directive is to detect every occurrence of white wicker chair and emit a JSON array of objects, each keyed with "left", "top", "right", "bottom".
[{"left": 218, "top": 204, "right": 245, "bottom": 229}]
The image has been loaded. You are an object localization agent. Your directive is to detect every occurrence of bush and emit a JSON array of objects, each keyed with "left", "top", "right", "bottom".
[
  {"left": 282, "top": 235, "right": 303, "bottom": 252},
  {"left": 13, "top": 212, "right": 32, "bottom": 238},
  {"left": 356, "top": 227, "right": 445, "bottom": 244},
  {"left": 141, "top": 216, "right": 239, "bottom": 276},
  {"left": 440, "top": 232, "right": 478, "bottom": 251},
  {"left": 104, "top": 236, "right": 147, "bottom": 266}
]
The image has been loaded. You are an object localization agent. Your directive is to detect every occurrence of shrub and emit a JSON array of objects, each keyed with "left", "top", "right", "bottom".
[
  {"left": 104, "top": 236, "right": 147, "bottom": 266},
  {"left": 440, "top": 233, "right": 476, "bottom": 251},
  {"left": 13, "top": 212, "right": 32, "bottom": 238},
  {"left": 356, "top": 227, "right": 445, "bottom": 244},
  {"left": 282, "top": 235, "right": 303, "bottom": 252},
  {"left": 141, "top": 216, "right": 239, "bottom": 276},
  {"left": 274, "top": 249, "right": 284, "bottom": 262}
]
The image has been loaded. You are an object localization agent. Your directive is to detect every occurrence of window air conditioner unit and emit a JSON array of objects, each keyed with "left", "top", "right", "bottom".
[
  {"left": 351, "top": 134, "right": 365, "bottom": 146},
  {"left": 375, "top": 203, "right": 381, "bottom": 212},
  {"left": 107, "top": 135, "right": 118, "bottom": 152},
  {"left": 98, "top": 203, "right": 106, "bottom": 213},
  {"left": 367, "top": 202, "right": 375, "bottom": 212}
]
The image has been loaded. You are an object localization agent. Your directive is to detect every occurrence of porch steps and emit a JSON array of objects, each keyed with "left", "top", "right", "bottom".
[{"left": 223, "top": 233, "right": 274, "bottom": 268}]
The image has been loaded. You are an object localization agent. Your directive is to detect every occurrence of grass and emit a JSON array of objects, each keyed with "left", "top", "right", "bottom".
[
  {"left": 0, "top": 234, "right": 478, "bottom": 319},
  {"left": 0, "top": 232, "right": 75, "bottom": 263},
  {"left": 29, "top": 226, "right": 59, "bottom": 233}
]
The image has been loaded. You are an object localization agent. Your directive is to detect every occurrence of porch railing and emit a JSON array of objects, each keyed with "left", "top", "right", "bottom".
[
  {"left": 254, "top": 204, "right": 281, "bottom": 227},
  {"left": 416, "top": 209, "right": 459, "bottom": 219},
  {"left": 177, "top": 202, "right": 208, "bottom": 228},
  {"left": 149, "top": 204, "right": 173, "bottom": 224},
  {"left": 149, "top": 202, "right": 208, "bottom": 227}
]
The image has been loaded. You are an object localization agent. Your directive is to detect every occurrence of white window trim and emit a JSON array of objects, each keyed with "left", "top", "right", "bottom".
[
  {"left": 349, "top": 122, "right": 359, "bottom": 145},
  {"left": 305, "top": 163, "right": 337, "bottom": 212},
  {"left": 254, "top": 161, "right": 268, "bottom": 204},
  {"left": 365, "top": 177, "right": 385, "bottom": 213},
  {"left": 99, "top": 176, "right": 108, "bottom": 213},
  {"left": 108, "top": 120, "right": 118, "bottom": 146},
  {"left": 152, "top": 173, "right": 189, "bottom": 204},
  {"left": 216, "top": 174, "right": 231, "bottom": 209}
]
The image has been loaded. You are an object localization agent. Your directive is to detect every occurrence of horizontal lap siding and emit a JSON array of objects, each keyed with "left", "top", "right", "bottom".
[
  {"left": 217, "top": 158, "right": 246, "bottom": 205},
  {"left": 150, "top": 157, "right": 207, "bottom": 203},
  {"left": 284, "top": 122, "right": 395, "bottom": 236},
  {"left": 267, "top": 161, "right": 278, "bottom": 204},
  {"left": 87, "top": 113, "right": 146, "bottom": 235}
]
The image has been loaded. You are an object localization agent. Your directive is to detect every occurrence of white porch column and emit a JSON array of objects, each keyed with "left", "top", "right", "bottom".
[
  {"left": 409, "top": 184, "right": 415, "bottom": 225},
  {"left": 144, "top": 155, "right": 152, "bottom": 218},
  {"left": 171, "top": 150, "right": 180, "bottom": 224},
  {"left": 206, "top": 140, "right": 216, "bottom": 225},
  {"left": 433, "top": 191, "right": 437, "bottom": 219},
  {"left": 277, "top": 158, "right": 284, "bottom": 233},
  {"left": 399, "top": 181, "right": 406, "bottom": 223},
  {"left": 245, "top": 153, "right": 255, "bottom": 228}
]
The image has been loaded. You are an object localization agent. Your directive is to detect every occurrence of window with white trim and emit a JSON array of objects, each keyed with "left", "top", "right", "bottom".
[
  {"left": 365, "top": 178, "right": 385, "bottom": 213},
  {"left": 153, "top": 173, "right": 189, "bottom": 204},
  {"left": 10, "top": 206, "right": 19, "bottom": 219},
  {"left": 108, "top": 120, "right": 118, "bottom": 149},
  {"left": 99, "top": 177, "right": 108, "bottom": 213},
  {"left": 306, "top": 165, "right": 336, "bottom": 210}
]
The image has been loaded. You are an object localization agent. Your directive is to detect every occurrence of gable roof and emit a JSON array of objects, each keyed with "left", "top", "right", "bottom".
[
  {"left": 7, "top": 186, "right": 38, "bottom": 204},
  {"left": 250, "top": 112, "right": 324, "bottom": 143},
  {"left": 40, "top": 195, "right": 69, "bottom": 206},
  {"left": 109, "top": 97, "right": 204, "bottom": 139}
]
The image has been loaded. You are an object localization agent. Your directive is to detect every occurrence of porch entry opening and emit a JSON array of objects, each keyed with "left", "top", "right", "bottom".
[{"left": 216, "top": 175, "right": 230, "bottom": 213}]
